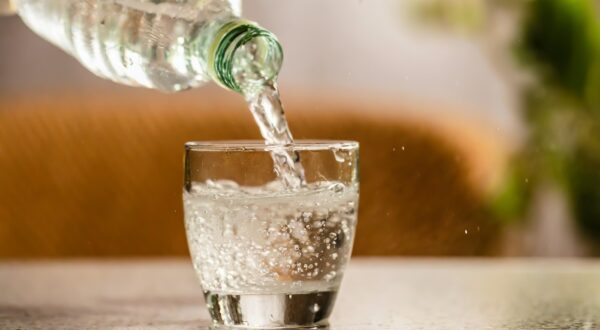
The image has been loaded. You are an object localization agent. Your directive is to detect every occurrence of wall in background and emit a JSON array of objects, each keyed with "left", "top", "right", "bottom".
[{"left": 0, "top": 0, "right": 521, "bottom": 138}]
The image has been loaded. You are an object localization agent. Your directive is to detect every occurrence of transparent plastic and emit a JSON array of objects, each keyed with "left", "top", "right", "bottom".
[{"left": 12, "top": 0, "right": 282, "bottom": 92}]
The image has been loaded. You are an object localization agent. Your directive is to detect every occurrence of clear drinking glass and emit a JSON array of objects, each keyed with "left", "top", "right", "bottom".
[{"left": 183, "top": 140, "right": 359, "bottom": 329}]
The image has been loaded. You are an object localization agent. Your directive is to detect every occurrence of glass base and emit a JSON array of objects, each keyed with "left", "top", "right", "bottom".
[
  {"left": 210, "top": 325, "right": 328, "bottom": 330},
  {"left": 204, "top": 291, "right": 336, "bottom": 329}
]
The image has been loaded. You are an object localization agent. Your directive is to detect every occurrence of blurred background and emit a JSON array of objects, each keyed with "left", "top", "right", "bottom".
[{"left": 0, "top": 0, "right": 599, "bottom": 258}]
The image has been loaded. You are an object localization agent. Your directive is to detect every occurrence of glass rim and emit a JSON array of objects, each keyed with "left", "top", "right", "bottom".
[{"left": 185, "top": 140, "right": 359, "bottom": 152}]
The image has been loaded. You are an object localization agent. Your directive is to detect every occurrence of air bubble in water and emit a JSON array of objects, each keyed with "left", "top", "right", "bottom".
[
  {"left": 328, "top": 182, "right": 345, "bottom": 193},
  {"left": 184, "top": 180, "right": 358, "bottom": 293},
  {"left": 323, "top": 271, "right": 336, "bottom": 281}
]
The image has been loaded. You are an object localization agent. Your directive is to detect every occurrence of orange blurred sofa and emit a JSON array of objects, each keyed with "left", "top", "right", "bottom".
[{"left": 0, "top": 87, "right": 507, "bottom": 258}]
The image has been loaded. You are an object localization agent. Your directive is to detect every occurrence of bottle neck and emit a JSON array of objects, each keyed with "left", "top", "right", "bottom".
[{"left": 208, "top": 19, "right": 283, "bottom": 94}]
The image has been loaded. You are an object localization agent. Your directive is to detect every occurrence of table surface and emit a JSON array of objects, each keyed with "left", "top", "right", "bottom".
[{"left": 1, "top": 258, "right": 599, "bottom": 330}]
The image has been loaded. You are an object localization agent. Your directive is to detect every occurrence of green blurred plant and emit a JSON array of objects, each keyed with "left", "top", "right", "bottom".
[
  {"left": 407, "top": 0, "right": 486, "bottom": 34},
  {"left": 494, "top": 0, "right": 600, "bottom": 239},
  {"left": 520, "top": 0, "right": 600, "bottom": 238},
  {"left": 410, "top": 0, "right": 600, "bottom": 240},
  {"left": 522, "top": 0, "right": 600, "bottom": 109}
]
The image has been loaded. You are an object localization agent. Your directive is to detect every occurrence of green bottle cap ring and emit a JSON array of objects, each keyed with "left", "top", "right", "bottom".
[{"left": 208, "top": 19, "right": 282, "bottom": 93}]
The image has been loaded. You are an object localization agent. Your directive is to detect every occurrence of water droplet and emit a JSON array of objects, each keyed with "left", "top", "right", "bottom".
[
  {"left": 333, "top": 150, "right": 345, "bottom": 162},
  {"left": 464, "top": 229, "right": 468, "bottom": 235},
  {"left": 311, "top": 303, "right": 321, "bottom": 313}
]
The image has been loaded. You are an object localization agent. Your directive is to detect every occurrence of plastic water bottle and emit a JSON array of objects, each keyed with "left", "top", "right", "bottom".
[{"left": 4, "top": 0, "right": 282, "bottom": 92}]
